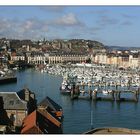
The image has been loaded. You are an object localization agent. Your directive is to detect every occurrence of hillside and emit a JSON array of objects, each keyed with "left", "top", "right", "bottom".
[{"left": 43, "top": 39, "right": 105, "bottom": 53}]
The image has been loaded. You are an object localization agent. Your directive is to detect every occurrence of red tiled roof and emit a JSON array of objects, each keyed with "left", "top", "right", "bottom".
[
  {"left": 21, "top": 109, "right": 62, "bottom": 134},
  {"left": 21, "top": 110, "right": 37, "bottom": 134}
]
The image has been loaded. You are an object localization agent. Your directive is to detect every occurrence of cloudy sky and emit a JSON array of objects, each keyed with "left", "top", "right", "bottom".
[{"left": 0, "top": 6, "right": 140, "bottom": 47}]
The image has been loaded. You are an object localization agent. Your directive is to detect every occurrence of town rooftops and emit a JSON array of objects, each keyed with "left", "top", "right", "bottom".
[
  {"left": 38, "top": 96, "right": 62, "bottom": 111},
  {"left": 17, "top": 88, "right": 35, "bottom": 101},
  {"left": 21, "top": 109, "right": 62, "bottom": 134},
  {"left": 0, "top": 92, "right": 27, "bottom": 110}
]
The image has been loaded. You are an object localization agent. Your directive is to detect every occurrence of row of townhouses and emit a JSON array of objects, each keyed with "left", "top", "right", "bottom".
[
  {"left": 10, "top": 50, "right": 140, "bottom": 68},
  {"left": 92, "top": 51, "right": 140, "bottom": 68},
  {"left": 10, "top": 51, "right": 88, "bottom": 65}
]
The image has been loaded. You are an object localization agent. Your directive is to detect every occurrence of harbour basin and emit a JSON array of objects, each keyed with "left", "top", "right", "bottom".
[{"left": 0, "top": 69, "right": 140, "bottom": 134}]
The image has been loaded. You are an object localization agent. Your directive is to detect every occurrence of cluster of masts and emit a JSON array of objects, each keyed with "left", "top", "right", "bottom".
[{"left": 37, "top": 63, "right": 140, "bottom": 89}]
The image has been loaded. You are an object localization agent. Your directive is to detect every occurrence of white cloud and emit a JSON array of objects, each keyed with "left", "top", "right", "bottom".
[
  {"left": 0, "top": 13, "right": 84, "bottom": 40},
  {"left": 53, "top": 13, "right": 82, "bottom": 26},
  {"left": 0, "top": 18, "right": 49, "bottom": 40}
]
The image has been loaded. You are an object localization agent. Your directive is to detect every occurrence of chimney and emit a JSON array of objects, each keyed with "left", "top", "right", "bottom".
[
  {"left": 30, "top": 93, "right": 35, "bottom": 99},
  {"left": 25, "top": 88, "right": 30, "bottom": 102}
]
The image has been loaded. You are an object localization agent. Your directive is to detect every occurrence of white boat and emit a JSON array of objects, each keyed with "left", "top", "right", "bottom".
[
  {"left": 59, "top": 73, "right": 74, "bottom": 94},
  {"left": 102, "top": 90, "right": 108, "bottom": 95},
  {"left": 60, "top": 80, "right": 72, "bottom": 94}
]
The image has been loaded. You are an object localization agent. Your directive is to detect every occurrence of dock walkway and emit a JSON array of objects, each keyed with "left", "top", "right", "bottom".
[{"left": 70, "top": 87, "right": 140, "bottom": 102}]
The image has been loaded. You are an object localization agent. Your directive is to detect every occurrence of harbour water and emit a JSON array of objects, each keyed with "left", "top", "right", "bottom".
[{"left": 0, "top": 69, "right": 140, "bottom": 134}]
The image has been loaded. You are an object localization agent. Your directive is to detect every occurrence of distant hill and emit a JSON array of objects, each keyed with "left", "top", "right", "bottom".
[
  {"left": 43, "top": 39, "right": 105, "bottom": 53},
  {"left": 105, "top": 46, "right": 140, "bottom": 51},
  {"left": 0, "top": 38, "right": 106, "bottom": 54}
]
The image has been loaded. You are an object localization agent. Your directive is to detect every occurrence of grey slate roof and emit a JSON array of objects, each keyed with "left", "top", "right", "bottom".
[
  {"left": 38, "top": 96, "right": 62, "bottom": 111},
  {"left": 0, "top": 92, "right": 27, "bottom": 110}
]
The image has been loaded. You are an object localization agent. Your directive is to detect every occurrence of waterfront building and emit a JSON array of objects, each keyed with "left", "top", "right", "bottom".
[
  {"left": 106, "top": 53, "right": 114, "bottom": 65},
  {"left": 120, "top": 54, "right": 130, "bottom": 68},
  {"left": 11, "top": 52, "right": 25, "bottom": 61},
  {"left": 92, "top": 51, "right": 140, "bottom": 69},
  {"left": 129, "top": 53, "right": 140, "bottom": 68},
  {"left": 27, "top": 52, "right": 46, "bottom": 65},
  {"left": 106, "top": 53, "right": 119, "bottom": 66},
  {"left": 107, "top": 53, "right": 130, "bottom": 68},
  {"left": 111, "top": 55, "right": 119, "bottom": 66},
  {"left": 48, "top": 53, "right": 87, "bottom": 64},
  {"left": 11, "top": 51, "right": 46, "bottom": 65},
  {"left": 94, "top": 52, "right": 107, "bottom": 64}
]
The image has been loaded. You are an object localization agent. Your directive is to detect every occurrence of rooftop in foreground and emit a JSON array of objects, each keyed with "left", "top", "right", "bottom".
[{"left": 85, "top": 127, "right": 140, "bottom": 134}]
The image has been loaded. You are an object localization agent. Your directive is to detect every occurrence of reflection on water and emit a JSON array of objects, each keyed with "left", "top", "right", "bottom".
[{"left": 0, "top": 69, "right": 140, "bottom": 133}]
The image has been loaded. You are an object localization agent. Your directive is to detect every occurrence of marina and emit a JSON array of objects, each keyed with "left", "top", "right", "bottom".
[
  {"left": 37, "top": 63, "right": 140, "bottom": 103},
  {"left": 0, "top": 68, "right": 140, "bottom": 133},
  {"left": 37, "top": 63, "right": 140, "bottom": 89},
  {"left": 0, "top": 5, "right": 140, "bottom": 135}
]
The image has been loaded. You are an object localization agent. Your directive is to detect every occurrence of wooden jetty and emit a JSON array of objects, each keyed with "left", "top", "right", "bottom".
[{"left": 70, "top": 87, "right": 140, "bottom": 102}]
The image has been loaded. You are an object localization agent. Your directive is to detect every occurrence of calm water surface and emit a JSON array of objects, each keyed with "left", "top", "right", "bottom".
[{"left": 0, "top": 69, "right": 140, "bottom": 134}]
